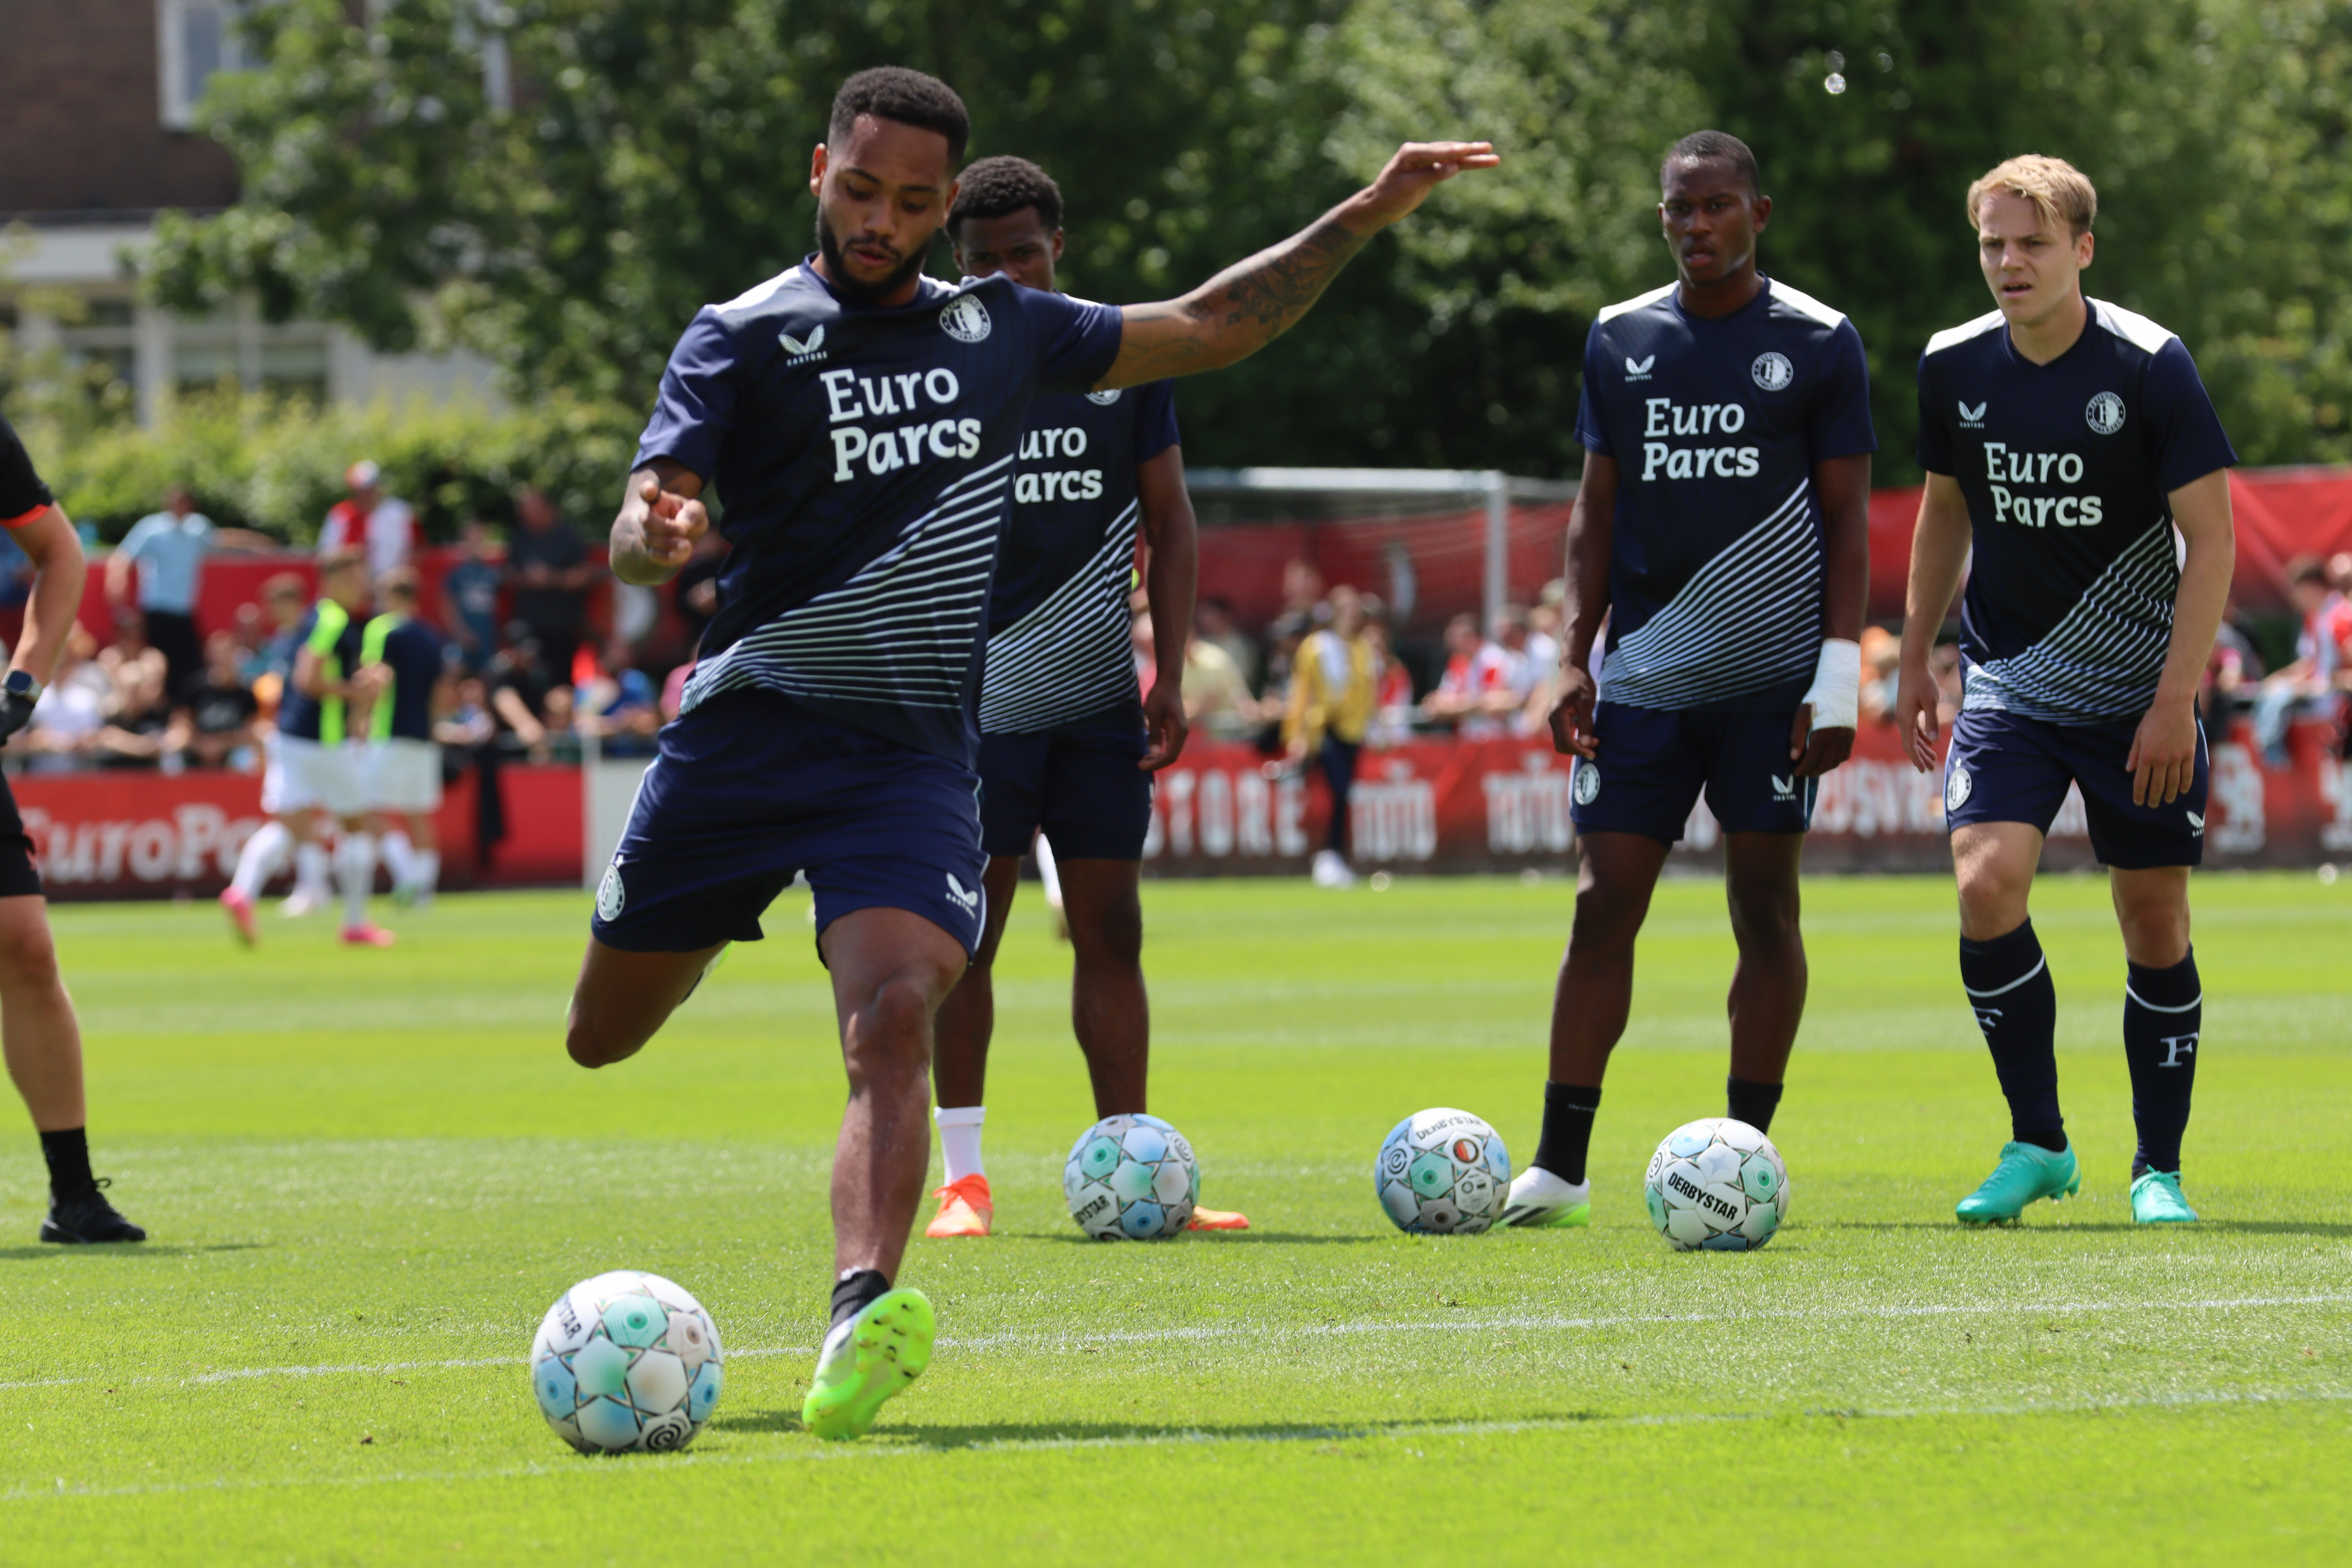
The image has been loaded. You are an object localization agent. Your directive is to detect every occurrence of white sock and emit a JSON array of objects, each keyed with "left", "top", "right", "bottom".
[
  {"left": 295, "top": 842, "right": 331, "bottom": 900},
  {"left": 335, "top": 832, "right": 376, "bottom": 929},
  {"left": 1035, "top": 832, "right": 1063, "bottom": 910},
  {"left": 380, "top": 830, "right": 417, "bottom": 889},
  {"left": 935, "top": 1105, "right": 987, "bottom": 1184},
  {"left": 230, "top": 821, "right": 290, "bottom": 899},
  {"left": 415, "top": 848, "right": 439, "bottom": 895}
]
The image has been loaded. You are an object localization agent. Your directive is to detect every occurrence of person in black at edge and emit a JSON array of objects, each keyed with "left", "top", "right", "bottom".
[{"left": 0, "top": 409, "right": 145, "bottom": 1243}]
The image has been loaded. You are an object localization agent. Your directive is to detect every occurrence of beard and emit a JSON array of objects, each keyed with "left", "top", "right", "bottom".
[{"left": 815, "top": 208, "right": 933, "bottom": 303}]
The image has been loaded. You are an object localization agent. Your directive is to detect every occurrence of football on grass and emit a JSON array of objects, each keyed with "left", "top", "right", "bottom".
[
  {"left": 1644, "top": 1118, "right": 1790, "bottom": 1251},
  {"left": 1376, "top": 1108, "right": 1510, "bottom": 1234},
  {"left": 1065, "top": 1114, "right": 1199, "bottom": 1239},
  {"left": 530, "top": 1271, "right": 725, "bottom": 1453}
]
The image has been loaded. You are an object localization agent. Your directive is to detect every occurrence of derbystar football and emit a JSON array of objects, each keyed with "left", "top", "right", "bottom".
[
  {"left": 1375, "top": 1108, "right": 1510, "bottom": 1234},
  {"left": 530, "top": 1271, "right": 725, "bottom": 1453},
  {"left": 1065, "top": 1114, "right": 1199, "bottom": 1240},
  {"left": 1643, "top": 1118, "right": 1790, "bottom": 1251}
]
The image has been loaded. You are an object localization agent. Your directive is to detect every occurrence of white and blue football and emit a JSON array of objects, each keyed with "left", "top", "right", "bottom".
[
  {"left": 530, "top": 1270, "right": 724, "bottom": 1453},
  {"left": 1376, "top": 1108, "right": 1510, "bottom": 1234},
  {"left": 1643, "top": 1118, "right": 1790, "bottom": 1251},
  {"left": 1064, "top": 1114, "right": 1199, "bottom": 1240}
]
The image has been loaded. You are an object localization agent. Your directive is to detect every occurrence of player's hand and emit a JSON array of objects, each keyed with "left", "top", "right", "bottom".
[
  {"left": 2127, "top": 695, "right": 2199, "bottom": 807},
  {"left": 622, "top": 475, "right": 710, "bottom": 575},
  {"left": 1788, "top": 706, "right": 1855, "bottom": 779},
  {"left": 1139, "top": 681, "right": 1189, "bottom": 772},
  {"left": 1893, "top": 660, "right": 1940, "bottom": 774},
  {"left": 1352, "top": 141, "right": 1501, "bottom": 230},
  {"left": 0, "top": 691, "right": 33, "bottom": 745},
  {"left": 1547, "top": 663, "right": 1599, "bottom": 760}
]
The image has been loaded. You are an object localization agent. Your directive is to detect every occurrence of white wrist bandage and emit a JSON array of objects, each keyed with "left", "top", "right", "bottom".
[{"left": 1801, "top": 638, "right": 1862, "bottom": 730}]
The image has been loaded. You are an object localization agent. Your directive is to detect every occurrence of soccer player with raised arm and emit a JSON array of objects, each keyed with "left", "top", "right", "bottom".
[
  {"left": 1895, "top": 156, "right": 2235, "bottom": 1227},
  {"left": 564, "top": 67, "right": 1491, "bottom": 1439},
  {"left": 0, "top": 410, "right": 145, "bottom": 1244},
  {"left": 1499, "top": 132, "right": 1874, "bottom": 1229},
  {"left": 922, "top": 155, "right": 1247, "bottom": 1241}
]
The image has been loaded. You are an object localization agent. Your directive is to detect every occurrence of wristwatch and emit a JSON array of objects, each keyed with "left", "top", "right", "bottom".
[{"left": 3, "top": 671, "right": 42, "bottom": 703}]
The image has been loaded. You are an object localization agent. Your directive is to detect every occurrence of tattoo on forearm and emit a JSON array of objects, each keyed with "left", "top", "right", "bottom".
[{"left": 1200, "top": 219, "right": 1368, "bottom": 334}]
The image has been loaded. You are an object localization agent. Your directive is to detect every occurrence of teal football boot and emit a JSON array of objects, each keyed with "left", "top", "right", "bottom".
[
  {"left": 1954, "top": 1140, "right": 2079, "bottom": 1224},
  {"left": 2130, "top": 1169, "right": 2198, "bottom": 1224}
]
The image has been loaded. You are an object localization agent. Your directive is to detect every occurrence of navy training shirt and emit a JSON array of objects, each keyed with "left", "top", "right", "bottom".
[
  {"left": 979, "top": 376, "right": 1178, "bottom": 733},
  {"left": 1577, "top": 277, "right": 1877, "bottom": 712},
  {"left": 0, "top": 410, "right": 55, "bottom": 526},
  {"left": 377, "top": 617, "right": 448, "bottom": 741},
  {"left": 276, "top": 602, "right": 368, "bottom": 744},
  {"left": 635, "top": 258, "right": 1124, "bottom": 761},
  {"left": 1917, "top": 298, "right": 2237, "bottom": 725}
]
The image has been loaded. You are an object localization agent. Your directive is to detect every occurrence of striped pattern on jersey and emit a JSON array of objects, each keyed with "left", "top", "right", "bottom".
[
  {"left": 1600, "top": 480, "right": 1821, "bottom": 708},
  {"left": 1961, "top": 519, "right": 2178, "bottom": 721},
  {"left": 680, "top": 454, "right": 1014, "bottom": 715},
  {"left": 978, "top": 497, "right": 1141, "bottom": 732}
]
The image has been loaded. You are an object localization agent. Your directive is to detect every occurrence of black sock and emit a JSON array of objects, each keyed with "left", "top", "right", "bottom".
[
  {"left": 1532, "top": 1081, "right": 1602, "bottom": 1185},
  {"left": 1725, "top": 1077, "right": 1784, "bottom": 1136},
  {"left": 1959, "top": 921, "right": 2066, "bottom": 1152},
  {"left": 39, "top": 1127, "right": 92, "bottom": 1199},
  {"left": 830, "top": 1268, "right": 891, "bottom": 1329},
  {"left": 2123, "top": 948, "right": 2201, "bottom": 1177}
]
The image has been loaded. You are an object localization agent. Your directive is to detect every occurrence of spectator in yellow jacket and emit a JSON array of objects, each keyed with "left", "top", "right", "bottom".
[{"left": 1284, "top": 585, "right": 1377, "bottom": 887}]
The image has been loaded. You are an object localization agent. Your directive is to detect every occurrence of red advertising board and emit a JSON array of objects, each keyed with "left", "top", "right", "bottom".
[
  {"left": 1142, "top": 718, "right": 2352, "bottom": 876},
  {"left": 10, "top": 763, "right": 585, "bottom": 900}
]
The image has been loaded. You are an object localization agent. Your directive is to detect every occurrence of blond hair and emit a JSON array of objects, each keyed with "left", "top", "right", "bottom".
[{"left": 1967, "top": 154, "right": 2097, "bottom": 237}]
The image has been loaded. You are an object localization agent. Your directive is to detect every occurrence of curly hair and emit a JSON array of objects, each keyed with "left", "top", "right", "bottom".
[
  {"left": 829, "top": 67, "right": 969, "bottom": 164},
  {"left": 948, "top": 155, "right": 1064, "bottom": 236}
]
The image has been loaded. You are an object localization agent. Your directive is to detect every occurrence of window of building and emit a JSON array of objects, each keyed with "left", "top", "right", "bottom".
[{"left": 158, "top": 0, "right": 252, "bottom": 131}]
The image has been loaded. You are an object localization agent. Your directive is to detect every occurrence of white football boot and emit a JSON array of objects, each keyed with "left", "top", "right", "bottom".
[
  {"left": 1499, "top": 1165, "right": 1591, "bottom": 1229},
  {"left": 1311, "top": 850, "right": 1357, "bottom": 888}
]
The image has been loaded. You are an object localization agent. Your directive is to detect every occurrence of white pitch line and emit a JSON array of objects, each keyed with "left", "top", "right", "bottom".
[
  {"left": 5, "top": 1385, "right": 2350, "bottom": 1506},
  {"left": 4, "top": 1291, "right": 2348, "bottom": 1401}
]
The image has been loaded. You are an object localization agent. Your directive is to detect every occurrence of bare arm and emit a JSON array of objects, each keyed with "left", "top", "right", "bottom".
[
  {"left": 1136, "top": 443, "right": 1197, "bottom": 771},
  {"left": 104, "top": 543, "right": 134, "bottom": 608},
  {"left": 1099, "top": 141, "right": 1498, "bottom": 390},
  {"left": 1893, "top": 472, "right": 1973, "bottom": 772},
  {"left": 2128, "top": 469, "right": 2234, "bottom": 806},
  {"left": 1545, "top": 450, "right": 1615, "bottom": 760},
  {"left": 609, "top": 461, "right": 710, "bottom": 586},
  {"left": 1789, "top": 451, "right": 1873, "bottom": 777},
  {"left": 12, "top": 506, "right": 88, "bottom": 688},
  {"left": 491, "top": 684, "right": 546, "bottom": 747},
  {"left": 211, "top": 528, "right": 279, "bottom": 552}
]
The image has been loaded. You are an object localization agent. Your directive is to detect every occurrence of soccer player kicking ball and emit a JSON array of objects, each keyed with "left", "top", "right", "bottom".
[
  {"left": 923, "top": 155, "right": 1247, "bottom": 1240},
  {"left": 0, "top": 410, "right": 144, "bottom": 1244},
  {"left": 1499, "top": 132, "right": 1874, "bottom": 1229},
  {"left": 563, "top": 66, "right": 1491, "bottom": 1439},
  {"left": 1896, "top": 156, "right": 2235, "bottom": 1227}
]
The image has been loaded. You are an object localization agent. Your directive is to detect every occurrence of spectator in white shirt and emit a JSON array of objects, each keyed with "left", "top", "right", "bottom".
[{"left": 318, "top": 461, "right": 419, "bottom": 579}]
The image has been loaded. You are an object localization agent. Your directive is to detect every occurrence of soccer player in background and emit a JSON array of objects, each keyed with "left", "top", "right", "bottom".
[
  {"left": 0, "top": 409, "right": 144, "bottom": 1243},
  {"left": 221, "top": 549, "right": 393, "bottom": 948},
  {"left": 923, "top": 155, "right": 1248, "bottom": 1240},
  {"left": 564, "top": 66, "right": 1491, "bottom": 1439},
  {"left": 361, "top": 569, "right": 454, "bottom": 908},
  {"left": 1499, "top": 131, "right": 1874, "bottom": 1229},
  {"left": 1894, "top": 156, "right": 2235, "bottom": 1226}
]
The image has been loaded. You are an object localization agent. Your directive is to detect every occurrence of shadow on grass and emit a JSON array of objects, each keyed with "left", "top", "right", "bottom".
[
  {"left": 1817, "top": 1218, "right": 2352, "bottom": 1237},
  {"left": 712, "top": 1409, "right": 1614, "bottom": 1449},
  {"left": 1018, "top": 1231, "right": 1391, "bottom": 1246},
  {"left": 0, "top": 1242, "right": 270, "bottom": 1262}
]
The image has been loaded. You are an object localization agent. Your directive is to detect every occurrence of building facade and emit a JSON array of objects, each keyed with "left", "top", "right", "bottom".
[{"left": 0, "top": 0, "right": 499, "bottom": 424}]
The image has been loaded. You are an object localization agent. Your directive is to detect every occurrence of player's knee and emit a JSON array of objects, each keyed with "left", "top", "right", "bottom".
[
  {"left": 564, "top": 1004, "right": 638, "bottom": 1069},
  {"left": 0, "top": 916, "right": 61, "bottom": 991},
  {"left": 848, "top": 972, "right": 946, "bottom": 1063},
  {"left": 1569, "top": 883, "right": 1648, "bottom": 951},
  {"left": 1953, "top": 858, "right": 2028, "bottom": 933},
  {"left": 1727, "top": 886, "right": 1801, "bottom": 951},
  {"left": 1071, "top": 901, "right": 1143, "bottom": 968},
  {"left": 2114, "top": 894, "right": 2191, "bottom": 966}
]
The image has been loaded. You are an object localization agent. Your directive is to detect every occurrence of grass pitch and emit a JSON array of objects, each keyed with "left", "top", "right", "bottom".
[{"left": 3, "top": 871, "right": 2348, "bottom": 1564}]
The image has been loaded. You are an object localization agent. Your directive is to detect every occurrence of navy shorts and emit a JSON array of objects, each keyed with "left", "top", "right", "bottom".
[
  {"left": 977, "top": 700, "right": 1153, "bottom": 860},
  {"left": 592, "top": 691, "right": 988, "bottom": 956},
  {"left": 1942, "top": 707, "right": 2207, "bottom": 869},
  {"left": 1569, "top": 701, "right": 1815, "bottom": 843}
]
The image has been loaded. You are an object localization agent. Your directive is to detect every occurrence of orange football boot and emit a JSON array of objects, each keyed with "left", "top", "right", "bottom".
[
  {"left": 924, "top": 1174, "right": 993, "bottom": 1238},
  {"left": 1186, "top": 1207, "right": 1251, "bottom": 1231}
]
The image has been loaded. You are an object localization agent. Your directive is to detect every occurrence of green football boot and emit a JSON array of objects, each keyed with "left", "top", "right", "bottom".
[
  {"left": 2130, "top": 1169, "right": 2198, "bottom": 1224},
  {"left": 1954, "top": 1140, "right": 2080, "bottom": 1224},
  {"left": 801, "top": 1287, "right": 934, "bottom": 1441}
]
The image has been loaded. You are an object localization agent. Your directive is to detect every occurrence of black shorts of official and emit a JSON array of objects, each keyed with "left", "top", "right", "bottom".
[
  {"left": 1569, "top": 701, "right": 1815, "bottom": 845},
  {"left": 144, "top": 609, "right": 203, "bottom": 694},
  {"left": 590, "top": 690, "right": 988, "bottom": 957},
  {"left": 0, "top": 771, "right": 40, "bottom": 899},
  {"left": 977, "top": 699, "right": 1153, "bottom": 861},
  {"left": 1943, "top": 707, "right": 2208, "bottom": 869}
]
